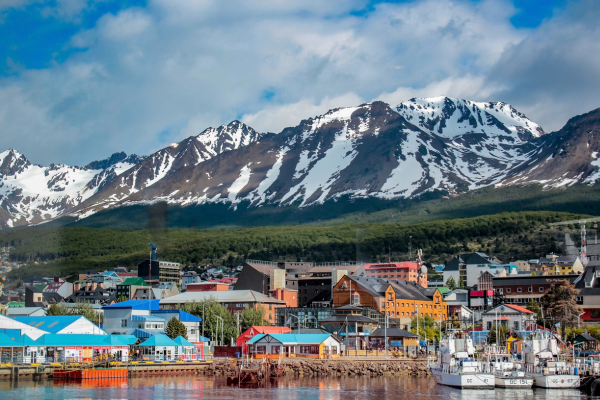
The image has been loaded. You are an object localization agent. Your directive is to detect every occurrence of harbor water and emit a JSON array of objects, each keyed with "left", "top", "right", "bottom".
[{"left": 0, "top": 375, "right": 584, "bottom": 400}]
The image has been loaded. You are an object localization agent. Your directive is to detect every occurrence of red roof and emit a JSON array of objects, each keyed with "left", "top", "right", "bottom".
[
  {"left": 236, "top": 326, "right": 291, "bottom": 347},
  {"left": 505, "top": 304, "right": 535, "bottom": 314}
]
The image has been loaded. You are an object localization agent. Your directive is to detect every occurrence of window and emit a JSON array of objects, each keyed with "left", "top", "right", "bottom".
[
  {"left": 310, "top": 345, "right": 319, "bottom": 354},
  {"left": 517, "top": 288, "right": 522, "bottom": 293},
  {"left": 514, "top": 321, "right": 520, "bottom": 330},
  {"left": 272, "top": 346, "right": 281, "bottom": 354},
  {"left": 331, "top": 346, "right": 337, "bottom": 355},
  {"left": 191, "top": 329, "right": 196, "bottom": 334},
  {"left": 300, "top": 345, "right": 310, "bottom": 354},
  {"left": 528, "top": 287, "right": 532, "bottom": 293},
  {"left": 487, "top": 321, "right": 492, "bottom": 330},
  {"left": 539, "top": 287, "right": 544, "bottom": 292},
  {"left": 256, "top": 346, "right": 266, "bottom": 354},
  {"left": 120, "top": 319, "right": 127, "bottom": 327},
  {"left": 506, "top": 288, "right": 511, "bottom": 293}
]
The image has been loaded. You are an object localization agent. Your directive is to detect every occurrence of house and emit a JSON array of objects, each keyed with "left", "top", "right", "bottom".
[
  {"left": 65, "top": 284, "right": 116, "bottom": 306},
  {"left": 573, "top": 333, "right": 599, "bottom": 356},
  {"left": 482, "top": 304, "right": 536, "bottom": 331},
  {"left": 320, "top": 305, "right": 379, "bottom": 351},
  {"left": 138, "top": 334, "right": 180, "bottom": 361},
  {"left": 116, "top": 277, "right": 150, "bottom": 300},
  {"left": 14, "top": 315, "right": 105, "bottom": 335},
  {"left": 236, "top": 326, "right": 292, "bottom": 353},
  {"left": 157, "top": 281, "right": 179, "bottom": 296},
  {"left": 44, "top": 278, "right": 74, "bottom": 298},
  {"left": 182, "top": 271, "right": 200, "bottom": 290},
  {"left": 532, "top": 254, "right": 584, "bottom": 276},
  {"left": 574, "top": 265, "right": 600, "bottom": 323},
  {"left": 443, "top": 252, "right": 502, "bottom": 288},
  {"left": 247, "top": 333, "right": 342, "bottom": 359},
  {"left": 331, "top": 275, "right": 447, "bottom": 328},
  {"left": 159, "top": 290, "right": 286, "bottom": 324},
  {"left": 369, "top": 327, "right": 419, "bottom": 351}
]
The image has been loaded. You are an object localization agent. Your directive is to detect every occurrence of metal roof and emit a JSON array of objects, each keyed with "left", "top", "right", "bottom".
[
  {"left": 132, "top": 315, "right": 165, "bottom": 322},
  {"left": 13, "top": 316, "right": 94, "bottom": 333},
  {"left": 0, "top": 333, "right": 19, "bottom": 346},
  {"left": 103, "top": 299, "right": 160, "bottom": 310},
  {"left": 138, "top": 334, "right": 178, "bottom": 347},
  {"left": 159, "top": 290, "right": 286, "bottom": 305},
  {"left": 32, "top": 334, "right": 126, "bottom": 347},
  {"left": 173, "top": 336, "right": 195, "bottom": 346},
  {"left": 152, "top": 310, "right": 202, "bottom": 322},
  {"left": 247, "top": 333, "right": 335, "bottom": 345}
]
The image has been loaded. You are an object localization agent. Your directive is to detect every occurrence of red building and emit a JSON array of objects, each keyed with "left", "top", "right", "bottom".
[
  {"left": 236, "top": 326, "right": 291, "bottom": 353},
  {"left": 363, "top": 262, "right": 427, "bottom": 287}
]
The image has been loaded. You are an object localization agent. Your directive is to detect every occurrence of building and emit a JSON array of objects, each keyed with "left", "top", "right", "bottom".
[
  {"left": 269, "top": 288, "right": 298, "bottom": 308},
  {"left": 182, "top": 271, "right": 200, "bottom": 290},
  {"left": 443, "top": 252, "right": 501, "bottom": 287},
  {"left": 247, "top": 333, "right": 342, "bottom": 359},
  {"left": 116, "top": 277, "right": 151, "bottom": 300},
  {"left": 275, "top": 307, "right": 336, "bottom": 330},
  {"left": 513, "top": 260, "right": 530, "bottom": 272},
  {"left": 319, "top": 305, "right": 379, "bottom": 351},
  {"left": 363, "top": 262, "right": 427, "bottom": 287},
  {"left": 533, "top": 255, "right": 584, "bottom": 275},
  {"left": 137, "top": 260, "right": 182, "bottom": 287},
  {"left": 573, "top": 333, "right": 599, "bottom": 356},
  {"left": 159, "top": 290, "right": 286, "bottom": 324},
  {"left": 369, "top": 327, "right": 419, "bottom": 352},
  {"left": 156, "top": 281, "right": 179, "bottom": 296},
  {"left": 296, "top": 265, "right": 364, "bottom": 307},
  {"left": 6, "top": 306, "right": 46, "bottom": 317},
  {"left": 331, "top": 275, "right": 447, "bottom": 328},
  {"left": 492, "top": 275, "right": 579, "bottom": 305},
  {"left": 78, "top": 270, "right": 98, "bottom": 281},
  {"left": 0, "top": 314, "right": 48, "bottom": 339},
  {"left": 482, "top": 303, "right": 536, "bottom": 331},
  {"left": 574, "top": 265, "right": 600, "bottom": 324},
  {"left": 236, "top": 326, "right": 292, "bottom": 352},
  {"left": 44, "top": 278, "right": 74, "bottom": 298},
  {"left": 186, "top": 282, "right": 230, "bottom": 292},
  {"left": 13, "top": 316, "right": 106, "bottom": 335},
  {"left": 65, "top": 284, "right": 116, "bottom": 306}
]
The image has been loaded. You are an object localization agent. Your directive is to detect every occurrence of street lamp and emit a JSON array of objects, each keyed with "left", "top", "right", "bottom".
[{"left": 215, "top": 315, "right": 223, "bottom": 346}]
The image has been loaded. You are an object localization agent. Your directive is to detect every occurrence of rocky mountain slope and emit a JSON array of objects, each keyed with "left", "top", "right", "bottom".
[{"left": 1, "top": 97, "right": 599, "bottom": 229}]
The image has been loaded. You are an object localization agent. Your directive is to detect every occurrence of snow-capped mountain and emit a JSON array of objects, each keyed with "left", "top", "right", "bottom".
[{"left": 1, "top": 97, "right": 599, "bottom": 229}]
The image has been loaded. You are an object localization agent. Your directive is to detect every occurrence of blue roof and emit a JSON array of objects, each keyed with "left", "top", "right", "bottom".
[
  {"left": 173, "top": 336, "right": 195, "bottom": 346},
  {"left": 132, "top": 314, "right": 165, "bottom": 322},
  {"left": 248, "top": 333, "right": 333, "bottom": 344},
  {"left": 119, "top": 335, "right": 139, "bottom": 345},
  {"left": 152, "top": 310, "right": 201, "bottom": 322},
  {"left": 0, "top": 333, "right": 19, "bottom": 346},
  {"left": 103, "top": 299, "right": 160, "bottom": 310},
  {"left": 13, "top": 316, "right": 95, "bottom": 334},
  {"left": 33, "top": 334, "right": 111, "bottom": 347},
  {"left": 133, "top": 328, "right": 164, "bottom": 339},
  {"left": 12, "top": 334, "right": 38, "bottom": 346},
  {"left": 138, "top": 334, "right": 178, "bottom": 347}
]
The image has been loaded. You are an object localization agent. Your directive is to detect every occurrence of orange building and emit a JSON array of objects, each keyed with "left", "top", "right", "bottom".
[
  {"left": 363, "top": 262, "right": 427, "bottom": 287},
  {"left": 269, "top": 288, "right": 298, "bottom": 308},
  {"left": 332, "top": 275, "right": 447, "bottom": 327},
  {"left": 186, "top": 282, "right": 230, "bottom": 292}
]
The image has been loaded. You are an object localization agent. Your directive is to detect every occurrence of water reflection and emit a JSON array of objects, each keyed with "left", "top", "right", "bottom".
[{"left": 0, "top": 376, "right": 584, "bottom": 400}]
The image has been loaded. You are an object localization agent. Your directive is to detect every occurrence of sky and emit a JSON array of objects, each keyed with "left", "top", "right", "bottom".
[{"left": 0, "top": 0, "right": 598, "bottom": 166}]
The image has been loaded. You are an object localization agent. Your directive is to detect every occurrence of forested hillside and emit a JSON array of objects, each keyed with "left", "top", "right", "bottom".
[{"left": 1, "top": 211, "right": 582, "bottom": 280}]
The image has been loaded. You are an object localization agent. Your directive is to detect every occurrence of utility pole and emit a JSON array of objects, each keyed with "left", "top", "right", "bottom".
[{"left": 384, "top": 314, "right": 388, "bottom": 358}]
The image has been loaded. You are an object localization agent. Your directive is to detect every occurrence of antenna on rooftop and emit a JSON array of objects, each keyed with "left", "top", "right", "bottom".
[{"left": 409, "top": 236, "right": 412, "bottom": 261}]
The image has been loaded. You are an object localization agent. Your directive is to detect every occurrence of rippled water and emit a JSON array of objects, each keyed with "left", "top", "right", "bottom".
[{"left": 0, "top": 376, "right": 585, "bottom": 400}]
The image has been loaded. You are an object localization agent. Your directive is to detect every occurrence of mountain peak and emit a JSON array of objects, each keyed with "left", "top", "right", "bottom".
[{"left": 0, "top": 148, "right": 30, "bottom": 176}]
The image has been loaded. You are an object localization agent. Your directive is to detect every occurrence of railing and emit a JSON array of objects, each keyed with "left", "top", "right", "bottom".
[{"left": 245, "top": 260, "right": 279, "bottom": 266}]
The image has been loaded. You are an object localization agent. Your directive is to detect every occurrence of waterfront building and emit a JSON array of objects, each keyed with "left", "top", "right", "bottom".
[
  {"left": 172, "top": 335, "right": 199, "bottom": 360},
  {"left": 319, "top": 305, "right": 379, "bottom": 351},
  {"left": 138, "top": 334, "right": 179, "bottom": 361},
  {"left": 332, "top": 275, "right": 447, "bottom": 329},
  {"left": 368, "top": 327, "right": 419, "bottom": 352},
  {"left": 364, "top": 262, "right": 427, "bottom": 287},
  {"left": 247, "top": 333, "right": 342, "bottom": 359},
  {"left": 236, "top": 326, "right": 292, "bottom": 353},
  {"left": 0, "top": 314, "right": 48, "bottom": 339},
  {"left": 159, "top": 290, "right": 285, "bottom": 324},
  {"left": 13, "top": 315, "right": 106, "bottom": 335}
]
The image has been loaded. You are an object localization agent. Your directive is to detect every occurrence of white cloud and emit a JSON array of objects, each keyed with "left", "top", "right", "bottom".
[
  {"left": 0, "top": 0, "right": 598, "bottom": 165},
  {"left": 241, "top": 93, "right": 364, "bottom": 133}
]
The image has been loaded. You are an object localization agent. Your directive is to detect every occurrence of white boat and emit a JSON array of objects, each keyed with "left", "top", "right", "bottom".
[
  {"left": 523, "top": 331, "right": 580, "bottom": 389},
  {"left": 482, "top": 347, "right": 533, "bottom": 388},
  {"left": 429, "top": 334, "right": 494, "bottom": 389}
]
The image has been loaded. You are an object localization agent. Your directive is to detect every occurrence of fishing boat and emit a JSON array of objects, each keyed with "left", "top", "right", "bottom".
[
  {"left": 523, "top": 331, "right": 580, "bottom": 389},
  {"left": 428, "top": 332, "right": 494, "bottom": 389},
  {"left": 482, "top": 346, "right": 533, "bottom": 388}
]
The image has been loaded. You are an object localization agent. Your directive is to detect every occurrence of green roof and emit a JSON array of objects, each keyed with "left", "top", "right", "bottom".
[
  {"left": 119, "top": 277, "right": 150, "bottom": 287},
  {"left": 34, "top": 285, "right": 47, "bottom": 291},
  {"left": 433, "top": 287, "right": 448, "bottom": 294}
]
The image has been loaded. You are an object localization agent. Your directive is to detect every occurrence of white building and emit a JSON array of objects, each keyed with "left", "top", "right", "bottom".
[
  {"left": 443, "top": 252, "right": 510, "bottom": 287},
  {"left": 13, "top": 316, "right": 106, "bottom": 335},
  {"left": 482, "top": 304, "right": 536, "bottom": 331},
  {"left": 0, "top": 314, "right": 48, "bottom": 339}
]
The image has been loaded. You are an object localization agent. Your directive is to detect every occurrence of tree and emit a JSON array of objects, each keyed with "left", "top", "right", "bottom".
[
  {"left": 488, "top": 323, "right": 509, "bottom": 345},
  {"left": 240, "top": 305, "right": 269, "bottom": 331},
  {"left": 540, "top": 279, "right": 583, "bottom": 339},
  {"left": 177, "top": 299, "right": 237, "bottom": 344},
  {"left": 410, "top": 315, "right": 439, "bottom": 341},
  {"left": 459, "top": 276, "right": 465, "bottom": 289},
  {"left": 46, "top": 301, "right": 103, "bottom": 325},
  {"left": 165, "top": 317, "right": 187, "bottom": 339},
  {"left": 117, "top": 295, "right": 128, "bottom": 303},
  {"left": 526, "top": 299, "right": 542, "bottom": 325},
  {"left": 446, "top": 276, "right": 457, "bottom": 291}
]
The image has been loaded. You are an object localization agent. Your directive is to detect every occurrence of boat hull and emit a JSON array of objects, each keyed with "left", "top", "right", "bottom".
[
  {"left": 430, "top": 368, "right": 495, "bottom": 389},
  {"left": 494, "top": 376, "right": 533, "bottom": 388},
  {"left": 531, "top": 374, "right": 580, "bottom": 389}
]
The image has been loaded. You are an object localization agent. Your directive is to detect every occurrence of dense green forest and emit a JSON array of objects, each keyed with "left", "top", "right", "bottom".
[
  {"left": 1, "top": 211, "right": 583, "bottom": 281},
  {"left": 31, "top": 183, "right": 600, "bottom": 230}
]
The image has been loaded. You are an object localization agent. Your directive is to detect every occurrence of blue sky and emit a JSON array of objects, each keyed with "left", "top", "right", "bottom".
[{"left": 0, "top": 0, "right": 597, "bottom": 165}]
